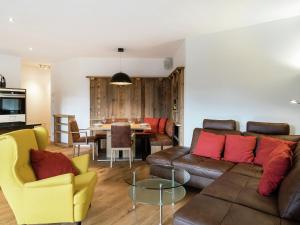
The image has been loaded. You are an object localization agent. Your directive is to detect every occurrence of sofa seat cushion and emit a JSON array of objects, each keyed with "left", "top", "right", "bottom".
[
  {"left": 74, "top": 171, "right": 97, "bottom": 204},
  {"left": 146, "top": 146, "right": 190, "bottom": 166},
  {"left": 230, "top": 163, "right": 263, "bottom": 178},
  {"left": 201, "top": 172, "right": 279, "bottom": 216},
  {"left": 172, "top": 154, "right": 235, "bottom": 179},
  {"left": 150, "top": 133, "right": 173, "bottom": 146},
  {"left": 174, "top": 194, "right": 281, "bottom": 225}
]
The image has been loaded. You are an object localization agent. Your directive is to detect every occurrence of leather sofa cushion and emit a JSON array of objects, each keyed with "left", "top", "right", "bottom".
[
  {"left": 187, "top": 174, "right": 214, "bottom": 189},
  {"left": 174, "top": 194, "right": 281, "bottom": 225},
  {"left": 150, "top": 133, "right": 173, "bottom": 146},
  {"left": 247, "top": 121, "right": 290, "bottom": 135},
  {"left": 146, "top": 146, "right": 190, "bottom": 166},
  {"left": 203, "top": 119, "right": 237, "bottom": 131},
  {"left": 201, "top": 172, "right": 279, "bottom": 216},
  {"left": 172, "top": 154, "right": 234, "bottom": 179},
  {"left": 229, "top": 163, "right": 263, "bottom": 178}
]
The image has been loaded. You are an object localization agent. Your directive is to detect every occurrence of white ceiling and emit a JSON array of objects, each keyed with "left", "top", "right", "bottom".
[{"left": 0, "top": 0, "right": 300, "bottom": 63}]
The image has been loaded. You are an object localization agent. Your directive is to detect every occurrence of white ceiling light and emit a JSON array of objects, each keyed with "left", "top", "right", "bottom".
[
  {"left": 39, "top": 64, "right": 51, "bottom": 70},
  {"left": 28, "top": 47, "right": 33, "bottom": 51},
  {"left": 8, "top": 17, "right": 15, "bottom": 23},
  {"left": 290, "top": 99, "right": 300, "bottom": 104}
]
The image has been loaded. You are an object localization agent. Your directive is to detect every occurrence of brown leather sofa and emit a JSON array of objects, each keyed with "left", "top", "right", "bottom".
[{"left": 146, "top": 119, "right": 300, "bottom": 225}]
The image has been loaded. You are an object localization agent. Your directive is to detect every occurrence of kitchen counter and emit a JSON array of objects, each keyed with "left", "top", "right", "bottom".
[{"left": 0, "top": 122, "right": 42, "bottom": 134}]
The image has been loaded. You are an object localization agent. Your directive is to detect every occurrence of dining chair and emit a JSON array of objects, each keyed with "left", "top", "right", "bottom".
[
  {"left": 69, "top": 119, "right": 96, "bottom": 159},
  {"left": 110, "top": 122, "right": 135, "bottom": 168}
]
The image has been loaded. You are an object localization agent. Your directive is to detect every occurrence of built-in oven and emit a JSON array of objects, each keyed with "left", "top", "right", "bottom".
[{"left": 0, "top": 88, "right": 26, "bottom": 123}]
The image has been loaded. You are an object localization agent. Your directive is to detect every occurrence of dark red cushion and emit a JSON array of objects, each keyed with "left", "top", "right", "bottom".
[
  {"left": 258, "top": 143, "right": 292, "bottom": 196},
  {"left": 254, "top": 136, "right": 296, "bottom": 166},
  {"left": 144, "top": 117, "right": 160, "bottom": 133},
  {"left": 158, "top": 118, "right": 167, "bottom": 134},
  {"left": 193, "top": 131, "right": 226, "bottom": 160},
  {"left": 224, "top": 135, "right": 256, "bottom": 163},
  {"left": 30, "top": 149, "right": 79, "bottom": 180}
]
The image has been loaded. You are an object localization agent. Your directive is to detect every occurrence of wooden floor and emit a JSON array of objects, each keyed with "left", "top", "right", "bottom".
[{"left": 0, "top": 145, "right": 199, "bottom": 225}]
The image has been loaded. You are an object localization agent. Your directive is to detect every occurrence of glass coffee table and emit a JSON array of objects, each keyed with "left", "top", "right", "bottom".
[{"left": 124, "top": 165, "right": 191, "bottom": 225}]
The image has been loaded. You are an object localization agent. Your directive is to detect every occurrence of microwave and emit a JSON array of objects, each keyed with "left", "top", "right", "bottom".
[{"left": 0, "top": 88, "right": 26, "bottom": 123}]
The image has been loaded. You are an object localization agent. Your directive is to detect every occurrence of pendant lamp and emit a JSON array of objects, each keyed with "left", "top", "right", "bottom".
[{"left": 110, "top": 48, "right": 132, "bottom": 85}]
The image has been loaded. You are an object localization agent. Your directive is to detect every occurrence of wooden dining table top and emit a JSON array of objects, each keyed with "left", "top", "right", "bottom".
[{"left": 89, "top": 123, "right": 152, "bottom": 131}]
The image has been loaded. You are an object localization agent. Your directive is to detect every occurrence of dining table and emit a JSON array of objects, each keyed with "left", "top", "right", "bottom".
[{"left": 89, "top": 123, "right": 152, "bottom": 161}]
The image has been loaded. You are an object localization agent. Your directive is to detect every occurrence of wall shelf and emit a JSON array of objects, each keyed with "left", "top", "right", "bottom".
[{"left": 53, "top": 114, "right": 75, "bottom": 147}]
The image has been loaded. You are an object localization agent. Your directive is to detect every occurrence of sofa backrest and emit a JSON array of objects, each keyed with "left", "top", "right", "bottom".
[
  {"left": 243, "top": 121, "right": 300, "bottom": 221},
  {"left": 247, "top": 121, "right": 290, "bottom": 135},
  {"left": 203, "top": 119, "right": 237, "bottom": 131},
  {"left": 278, "top": 141, "right": 300, "bottom": 221}
]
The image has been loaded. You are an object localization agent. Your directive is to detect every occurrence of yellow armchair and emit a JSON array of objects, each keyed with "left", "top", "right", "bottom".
[{"left": 0, "top": 127, "right": 97, "bottom": 225}]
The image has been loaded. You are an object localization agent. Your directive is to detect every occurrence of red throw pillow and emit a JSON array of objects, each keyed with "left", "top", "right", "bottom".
[
  {"left": 30, "top": 149, "right": 79, "bottom": 180},
  {"left": 254, "top": 136, "right": 296, "bottom": 166},
  {"left": 158, "top": 118, "right": 167, "bottom": 134},
  {"left": 258, "top": 144, "right": 292, "bottom": 196},
  {"left": 193, "top": 131, "right": 226, "bottom": 160},
  {"left": 224, "top": 135, "right": 256, "bottom": 163},
  {"left": 144, "top": 117, "right": 160, "bottom": 133}
]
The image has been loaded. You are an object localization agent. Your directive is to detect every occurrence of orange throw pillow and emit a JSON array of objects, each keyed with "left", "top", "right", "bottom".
[
  {"left": 258, "top": 143, "right": 292, "bottom": 196},
  {"left": 224, "top": 135, "right": 256, "bottom": 163},
  {"left": 30, "top": 149, "right": 79, "bottom": 180},
  {"left": 193, "top": 131, "right": 225, "bottom": 160}
]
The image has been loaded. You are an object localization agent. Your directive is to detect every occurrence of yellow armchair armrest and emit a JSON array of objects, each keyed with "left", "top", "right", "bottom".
[
  {"left": 71, "top": 154, "right": 90, "bottom": 174},
  {"left": 24, "top": 173, "right": 74, "bottom": 188},
  {"left": 23, "top": 180, "right": 74, "bottom": 223}
]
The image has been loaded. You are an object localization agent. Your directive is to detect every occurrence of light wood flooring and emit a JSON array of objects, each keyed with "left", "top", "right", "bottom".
[{"left": 0, "top": 145, "right": 199, "bottom": 225}]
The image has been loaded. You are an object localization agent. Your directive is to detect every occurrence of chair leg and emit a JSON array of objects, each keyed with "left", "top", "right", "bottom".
[
  {"left": 78, "top": 145, "right": 81, "bottom": 156},
  {"left": 129, "top": 150, "right": 132, "bottom": 168},
  {"left": 91, "top": 143, "right": 95, "bottom": 160},
  {"left": 73, "top": 145, "right": 76, "bottom": 157},
  {"left": 110, "top": 149, "right": 113, "bottom": 168}
]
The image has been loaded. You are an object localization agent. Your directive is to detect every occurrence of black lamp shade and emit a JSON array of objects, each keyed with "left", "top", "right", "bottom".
[{"left": 110, "top": 72, "right": 132, "bottom": 85}]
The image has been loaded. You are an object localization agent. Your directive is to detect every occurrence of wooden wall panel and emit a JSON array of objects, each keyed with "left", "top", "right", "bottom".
[
  {"left": 89, "top": 69, "right": 184, "bottom": 143},
  {"left": 90, "top": 77, "right": 172, "bottom": 123}
]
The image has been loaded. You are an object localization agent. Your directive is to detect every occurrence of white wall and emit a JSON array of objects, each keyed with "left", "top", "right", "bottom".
[
  {"left": 21, "top": 65, "right": 51, "bottom": 133},
  {"left": 184, "top": 16, "right": 300, "bottom": 146},
  {"left": 51, "top": 57, "right": 171, "bottom": 139},
  {"left": 172, "top": 41, "right": 186, "bottom": 69},
  {"left": 0, "top": 54, "right": 21, "bottom": 88}
]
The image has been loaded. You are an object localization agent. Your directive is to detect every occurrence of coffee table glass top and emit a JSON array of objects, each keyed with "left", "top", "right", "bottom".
[
  {"left": 124, "top": 165, "right": 190, "bottom": 189},
  {"left": 124, "top": 165, "right": 191, "bottom": 205}
]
